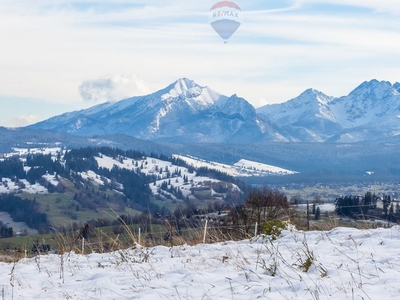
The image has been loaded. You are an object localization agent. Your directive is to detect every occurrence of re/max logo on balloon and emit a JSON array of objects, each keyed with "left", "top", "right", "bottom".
[
  {"left": 209, "top": 1, "right": 242, "bottom": 43},
  {"left": 211, "top": 10, "right": 240, "bottom": 19}
]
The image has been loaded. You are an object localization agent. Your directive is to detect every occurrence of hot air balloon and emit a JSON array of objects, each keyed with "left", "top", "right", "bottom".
[{"left": 209, "top": 1, "right": 242, "bottom": 43}]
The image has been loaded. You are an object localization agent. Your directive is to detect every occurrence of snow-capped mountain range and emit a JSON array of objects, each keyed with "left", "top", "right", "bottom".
[{"left": 29, "top": 78, "right": 400, "bottom": 143}]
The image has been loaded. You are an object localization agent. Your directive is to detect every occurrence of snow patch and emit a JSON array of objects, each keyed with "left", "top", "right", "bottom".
[
  {"left": 0, "top": 178, "right": 48, "bottom": 195},
  {"left": 174, "top": 155, "right": 297, "bottom": 177},
  {"left": 0, "top": 227, "right": 400, "bottom": 299},
  {"left": 42, "top": 173, "right": 59, "bottom": 186}
]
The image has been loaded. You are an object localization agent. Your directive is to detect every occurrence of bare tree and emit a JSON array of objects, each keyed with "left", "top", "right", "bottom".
[{"left": 231, "top": 187, "right": 290, "bottom": 233}]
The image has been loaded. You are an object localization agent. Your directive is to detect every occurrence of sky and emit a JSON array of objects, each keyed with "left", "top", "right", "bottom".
[{"left": 0, "top": 0, "right": 400, "bottom": 127}]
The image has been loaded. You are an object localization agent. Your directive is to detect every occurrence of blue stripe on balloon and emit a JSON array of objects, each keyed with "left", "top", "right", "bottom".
[{"left": 210, "top": 19, "right": 241, "bottom": 40}]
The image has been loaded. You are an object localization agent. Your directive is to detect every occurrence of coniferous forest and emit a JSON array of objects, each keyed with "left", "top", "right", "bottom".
[{"left": 0, "top": 146, "right": 250, "bottom": 235}]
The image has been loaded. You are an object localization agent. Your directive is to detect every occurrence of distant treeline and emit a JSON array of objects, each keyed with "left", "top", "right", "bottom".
[
  {"left": 0, "top": 220, "right": 13, "bottom": 238},
  {"left": 0, "top": 194, "right": 48, "bottom": 233},
  {"left": 0, "top": 154, "right": 63, "bottom": 185},
  {"left": 335, "top": 192, "right": 378, "bottom": 218},
  {"left": 0, "top": 146, "right": 249, "bottom": 221},
  {"left": 335, "top": 192, "right": 400, "bottom": 222},
  {"left": 242, "top": 169, "right": 400, "bottom": 185}
]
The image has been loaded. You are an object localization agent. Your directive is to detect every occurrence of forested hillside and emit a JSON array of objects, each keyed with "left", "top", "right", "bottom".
[{"left": 0, "top": 146, "right": 249, "bottom": 232}]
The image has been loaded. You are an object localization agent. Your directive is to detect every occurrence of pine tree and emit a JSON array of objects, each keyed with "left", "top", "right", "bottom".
[
  {"left": 315, "top": 207, "right": 321, "bottom": 220},
  {"left": 389, "top": 203, "right": 394, "bottom": 221},
  {"left": 383, "top": 195, "right": 391, "bottom": 219}
]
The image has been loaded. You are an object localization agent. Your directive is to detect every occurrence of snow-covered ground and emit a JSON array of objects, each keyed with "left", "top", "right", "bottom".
[
  {"left": 0, "top": 178, "right": 48, "bottom": 194},
  {"left": 1, "top": 149, "right": 243, "bottom": 201},
  {"left": 19, "top": 179, "right": 48, "bottom": 194},
  {"left": 79, "top": 170, "right": 109, "bottom": 186},
  {"left": 296, "top": 203, "right": 336, "bottom": 213},
  {"left": 94, "top": 154, "right": 240, "bottom": 200},
  {"left": 234, "top": 159, "right": 298, "bottom": 175},
  {"left": 4, "top": 147, "right": 63, "bottom": 158},
  {"left": 3, "top": 148, "right": 297, "bottom": 177},
  {"left": 0, "top": 147, "right": 61, "bottom": 195},
  {"left": 42, "top": 173, "right": 59, "bottom": 186},
  {"left": 1, "top": 147, "right": 291, "bottom": 201},
  {"left": 0, "top": 212, "right": 38, "bottom": 235},
  {"left": 174, "top": 155, "right": 297, "bottom": 177},
  {"left": 0, "top": 226, "right": 399, "bottom": 299},
  {"left": 0, "top": 178, "right": 19, "bottom": 194}
]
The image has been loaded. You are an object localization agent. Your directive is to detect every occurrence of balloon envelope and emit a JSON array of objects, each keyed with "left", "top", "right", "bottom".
[
  {"left": 209, "top": 1, "right": 241, "bottom": 42},
  {"left": 210, "top": 19, "right": 241, "bottom": 40}
]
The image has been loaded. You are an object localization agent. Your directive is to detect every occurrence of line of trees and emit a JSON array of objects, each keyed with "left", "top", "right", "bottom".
[
  {"left": 0, "top": 220, "right": 13, "bottom": 238},
  {"left": 334, "top": 192, "right": 400, "bottom": 222},
  {"left": 0, "top": 156, "right": 26, "bottom": 179},
  {"left": 335, "top": 192, "right": 378, "bottom": 218},
  {"left": 0, "top": 194, "right": 49, "bottom": 233}
]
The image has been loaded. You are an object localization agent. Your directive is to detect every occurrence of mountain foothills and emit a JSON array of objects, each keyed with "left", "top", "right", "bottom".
[
  {"left": 2, "top": 79, "right": 400, "bottom": 233},
  {"left": 28, "top": 78, "right": 400, "bottom": 143},
  {"left": 0, "top": 146, "right": 250, "bottom": 230}
]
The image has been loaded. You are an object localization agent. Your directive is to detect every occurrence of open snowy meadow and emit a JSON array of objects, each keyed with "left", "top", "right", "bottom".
[{"left": 1, "top": 226, "right": 400, "bottom": 299}]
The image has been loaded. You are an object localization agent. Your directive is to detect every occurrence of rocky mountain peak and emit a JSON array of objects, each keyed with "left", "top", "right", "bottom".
[
  {"left": 27, "top": 78, "right": 400, "bottom": 143},
  {"left": 347, "top": 79, "right": 397, "bottom": 100}
]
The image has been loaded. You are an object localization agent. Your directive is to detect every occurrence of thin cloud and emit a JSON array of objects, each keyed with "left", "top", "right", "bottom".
[
  {"left": 8, "top": 115, "right": 41, "bottom": 127},
  {"left": 296, "top": 0, "right": 400, "bottom": 14},
  {"left": 0, "top": 0, "right": 399, "bottom": 124},
  {"left": 79, "top": 74, "right": 152, "bottom": 102}
]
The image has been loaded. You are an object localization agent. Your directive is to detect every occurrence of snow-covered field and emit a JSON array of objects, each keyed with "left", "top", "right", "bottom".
[
  {"left": 94, "top": 154, "right": 240, "bottom": 200},
  {"left": 0, "top": 212, "right": 38, "bottom": 235},
  {"left": 234, "top": 159, "right": 298, "bottom": 176},
  {"left": 0, "top": 147, "right": 62, "bottom": 195},
  {"left": 174, "top": 155, "right": 297, "bottom": 177},
  {"left": 0, "top": 226, "right": 399, "bottom": 299},
  {"left": 3, "top": 147, "right": 297, "bottom": 178},
  {"left": 0, "top": 178, "right": 48, "bottom": 194},
  {"left": 3, "top": 147, "right": 63, "bottom": 158},
  {"left": 296, "top": 203, "right": 337, "bottom": 213}
]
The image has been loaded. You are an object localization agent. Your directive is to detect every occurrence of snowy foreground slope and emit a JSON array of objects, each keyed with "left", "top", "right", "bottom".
[{"left": 1, "top": 226, "right": 400, "bottom": 299}]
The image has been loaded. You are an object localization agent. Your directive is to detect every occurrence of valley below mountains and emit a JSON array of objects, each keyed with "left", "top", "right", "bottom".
[{"left": 1, "top": 78, "right": 400, "bottom": 184}]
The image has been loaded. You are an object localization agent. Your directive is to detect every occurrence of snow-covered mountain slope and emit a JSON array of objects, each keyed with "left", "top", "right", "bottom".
[
  {"left": 257, "top": 79, "right": 400, "bottom": 142},
  {"left": 29, "top": 79, "right": 262, "bottom": 143},
  {"left": 0, "top": 146, "right": 296, "bottom": 203},
  {"left": 28, "top": 78, "right": 291, "bottom": 143},
  {"left": 173, "top": 155, "right": 298, "bottom": 177},
  {"left": 0, "top": 147, "right": 63, "bottom": 195},
  {"left": 257, "top": 89, "right": 340, "bottom": 142},
  {"left": 0, "top": 177, "right": 49, "bottom": 194},
  {"left": 257, "top": 88, "right": 336, "bottom": 125},
  {"left": 92, "top": 153, "right": 243, "bottom": 201},
  {"left": 331, "top": 80, "right": 400, "bottom": 127},
  {"left": 28, "top": 78, "right": 400, "bottom": 143},
  {"left": 326, "top": 80, "right": 400, "bottom": 142}
]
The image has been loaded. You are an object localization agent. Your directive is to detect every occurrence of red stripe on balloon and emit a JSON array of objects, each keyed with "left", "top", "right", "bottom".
[{"left": 210, "top": 1, "right": 241, "bottom": 11}]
